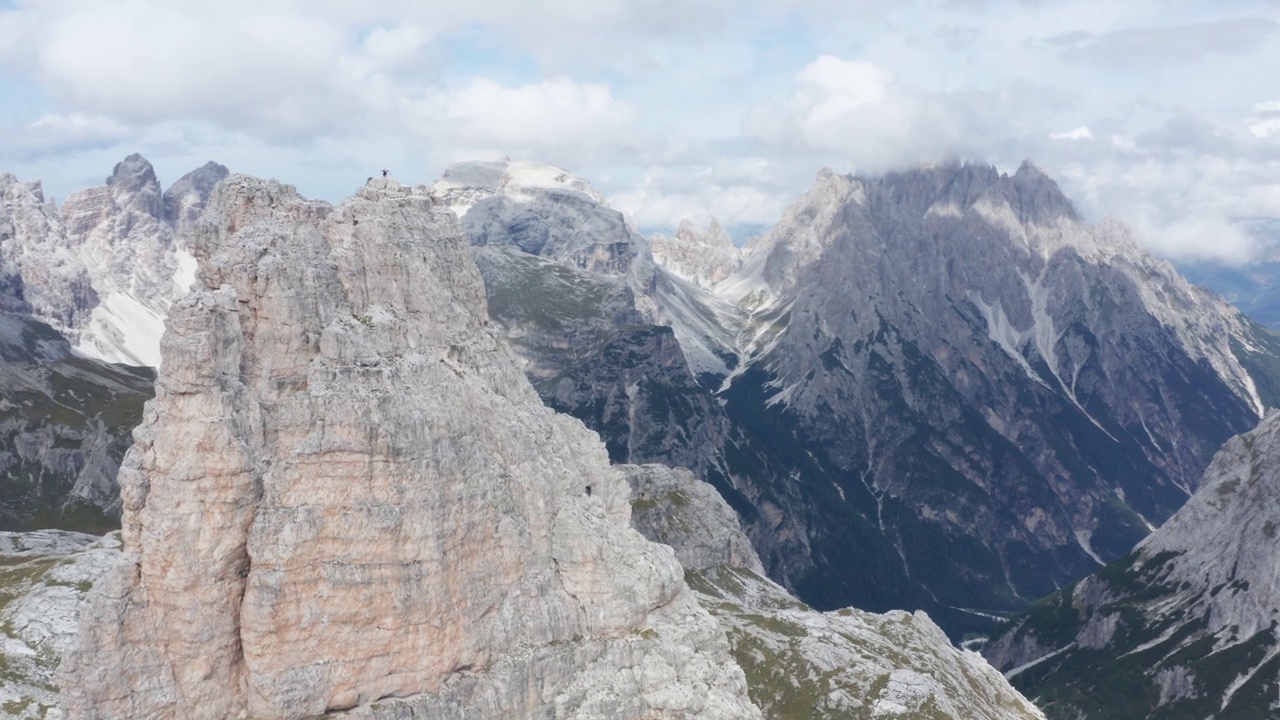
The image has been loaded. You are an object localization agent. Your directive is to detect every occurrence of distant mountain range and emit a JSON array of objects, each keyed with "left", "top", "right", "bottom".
[
  {"left": 4, "top": 155, "right": 1279, "bottom": 644},
  {"left": 5, "top": 153, "right": 1280, "bottom": 718},
  {"left": 430, "top": 158, "right": 1280, "bottom": 637}
]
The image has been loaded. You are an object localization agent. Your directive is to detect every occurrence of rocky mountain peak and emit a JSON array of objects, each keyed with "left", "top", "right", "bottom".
[
  {"left": 999, "top": 158, "right": 1081, "bottom": 225},
  {"left": 716, "top": 166, "right": 857, "bottom": 304},
  {"left": 703, "top": 156, "right": 1280, "bottom": 636},
  {"left": 434, "top": 158, "right": 607, "bottom": 220},
  {"left": 105, "top": 153, "right": 157, "bottom": 191},
  {"left": 674, "top": 217, "right": 734, "bottom": 249},
  {"left": 60, "top": 175, "right": 759, "bottom": 719},
  {"left": 650, "top": 217, "right": 743, "bottom": 291},
  {"left": 163, "top": 160, "right": 230, "bottom": 237},
  {"left": 498, "top": 159, "right": 606, "bottom": 204},
  {"left": 438, "top": 159, "right": 648, "bottom": 279},
  {"left": 104, "top": 153, "right": 163, "bottom": 218}
]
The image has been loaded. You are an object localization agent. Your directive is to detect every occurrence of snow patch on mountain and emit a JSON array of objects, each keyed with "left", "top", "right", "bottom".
[
  {"left": 79, "top": 290, "right": 167, "bottom": 366},
  {"left": 0, "top": 155, "right": 229, "bottom": 368}
]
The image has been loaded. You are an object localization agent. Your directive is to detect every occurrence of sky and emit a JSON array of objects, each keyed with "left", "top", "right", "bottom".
[{"left": 0, "top": 0, "right": 1278, "bottom": 263}]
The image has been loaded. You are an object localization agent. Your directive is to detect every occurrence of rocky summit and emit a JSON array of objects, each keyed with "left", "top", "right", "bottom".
[
  {"left": 984, "top": 410, "right": 1280, "bottom": 720},
  {"left": 59, "top": 176, "right": 759, "bottom": 719},
  {"left": 674, "top": 162, "right": 1280, "bottom": 633}
]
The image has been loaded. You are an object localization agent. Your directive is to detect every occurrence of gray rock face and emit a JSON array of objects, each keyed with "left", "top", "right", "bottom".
[
  {"left": 444, "top": 159, "right": 649, "bottom": 278},
  {"left": 704, "top": 161, "right": 1280, "bottom": 634},
  {"left": 0, "top": 530, "right": 125, "bottom": 719},
  {"left": 624, "top": 464, "right": 763, "bottom": 574},
  {"left": 626, "top": 462, "right": 1047, "bottom": 720},
  {"left": 60, "top": 176, "right": 760, "bottom": 720},
  {"left": 0, "top": 154, "right": 225, "bottom": 367},
  {"left": 441, "top": 158, "right": 1280, "bottom": 638},
  {"left": 437, "top": 158, "right": 1280, "bottom": 637},
  {"left": 648, "top": 219, "right": 742, "bottom": 289},
  {"left": 985, "top": 411, "right": 1280, "bottom": 720},
  {"left": 437, "top": 160, "right": 742, "bottom": 487},
  {"left": 434, "top": 159, "right": 742, "bottom": 380},
  {"left": 162, "top": 161, "right": 230, "bottom": 238},
  {"left": 0, "top": 174, "right": 98, "bottom": 332}
]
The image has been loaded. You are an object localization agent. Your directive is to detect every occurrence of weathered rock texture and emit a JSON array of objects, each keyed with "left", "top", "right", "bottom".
[
  {"left": 626, "top": 463, "right": 1047, "bottom": 720},
  {"left": 60, "top": 177, "right": 759, "bottom": 719},
  {"left": 985, "top": 411, "right": 1280, "bottom": 719},
  {"left": 0, "top": 530, "right": 123, "bottom": 719},
  {"left": 434, "top": 160, "right": 745, "bottom": 528},
  {"left": 436, "top": 158, "right": 1280, "bottom": 638}
]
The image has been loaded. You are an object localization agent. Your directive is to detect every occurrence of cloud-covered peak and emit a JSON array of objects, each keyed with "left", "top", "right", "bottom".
[
  {"left": 0, "top": 0, "right": 1276, "bottom": 266},
  {"left": 433, "top": 158, "right": 608, "bottom": 219}
]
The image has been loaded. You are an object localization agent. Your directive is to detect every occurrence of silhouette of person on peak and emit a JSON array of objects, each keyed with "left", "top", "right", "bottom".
[{"left": 381, "top": 169, "right": 389, "bottom": 178}]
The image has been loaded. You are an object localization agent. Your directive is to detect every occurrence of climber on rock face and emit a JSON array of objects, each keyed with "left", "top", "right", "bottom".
[{"left": 382, "top": 169, "right": 389, "bottom": 178}]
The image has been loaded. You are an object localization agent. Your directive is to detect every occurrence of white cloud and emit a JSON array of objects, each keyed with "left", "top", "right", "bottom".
[
  {"left": 439, "top": 78, "right": 642, "bottom": 152},
  {"left": 1048, "top": 17, "right": 1279, "bottom": 67},
  {"left": 0, "top": 0, "right": 1276, "bottom": 270},
  {"left": 1050, "top": 126, "right": 1094, "bottom": 141},
  {"left": 611, "top": 159, "right": 794, "bottom": 233},
  {"left": 0, "top": 1, "right": 348, "bottom": 127},
  {"left": 0, "top": 112, "right": 135, "bottom": 158},
  {"left": 1248, "top": 100, "right": 1280, "bottom": 138},
  {"left": 742, "top": 55, "right": 1014, "bottom": 175}
]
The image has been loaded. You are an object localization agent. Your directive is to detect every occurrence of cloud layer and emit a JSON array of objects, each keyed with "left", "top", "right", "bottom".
[{"left": 0, "top": 0, "right": 1277, "bottom": 263}]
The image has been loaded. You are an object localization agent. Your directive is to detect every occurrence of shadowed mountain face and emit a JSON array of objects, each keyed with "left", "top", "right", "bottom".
[
  {"left": 0, "top": 254, "right": 153, "bottom": 531},
  {"left": 4, "top": 155, "right": 1276, "bottom": 646},
  {"left": 985, "top": 411, "right": 1280, "bottom": 720},
  {"left": 706, "top": 162, "right": 1280, "bottom": 634},
  {"left": 448, "top": 159, "right": 1280, "bottom": 637}
]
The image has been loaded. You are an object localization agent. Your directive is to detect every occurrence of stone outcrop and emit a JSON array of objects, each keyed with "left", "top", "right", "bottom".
[
  {"left": 626, "top": 463, "right": 1047, "bottom": 720},
  {"left": 60, "top": 176, "right": 759, "bottom": 719},
  {"left": 0, "top": 530, "right": 123, "bottom": 719}
]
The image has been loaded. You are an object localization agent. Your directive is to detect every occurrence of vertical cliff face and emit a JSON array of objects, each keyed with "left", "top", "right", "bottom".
[
  {"left": 60, "top": 176, "right": 758, "bottom": 719},
  {"left": 695, "top": 162, "right": 1280, "bottom": 634}
]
